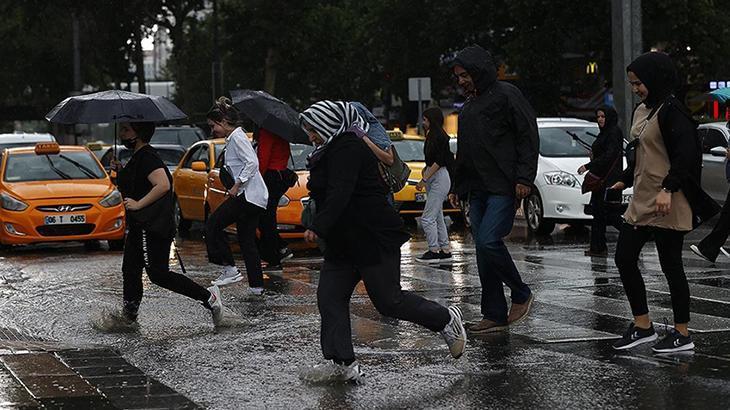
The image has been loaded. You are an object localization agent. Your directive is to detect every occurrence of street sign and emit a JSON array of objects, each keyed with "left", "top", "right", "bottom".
[{"left": 408, "top": 77, "right": 431, "bottom": 101}]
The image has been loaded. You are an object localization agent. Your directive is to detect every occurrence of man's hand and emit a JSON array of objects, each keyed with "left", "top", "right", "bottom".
[
  {"left": 655, "top": 190, "right": 672, "bottom": 215},
  {"left": 304, "top": 229, "right": 318, "bottom": 243},
  {"left": 448, "top": 193, "right": 460, "bottom": 208},
  {"left": 515, "top": 183, "right": 531, "bottom": 200},
  {"left": 123, "top": 197, "right": 141, "bottom": 211},
  {"left": 609, "top": 181, "right": 625, "bottom": 191}
]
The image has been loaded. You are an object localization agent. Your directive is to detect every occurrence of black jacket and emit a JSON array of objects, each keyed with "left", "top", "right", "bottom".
[
  {"left": 584, "top": 107, "right": 623, "bottom": 186},
  {"left": 308, "top": 133, "right": 410, "bottom": 266},
  {"left": 452, "top": 45, "right": 539, "bottom": 196}
]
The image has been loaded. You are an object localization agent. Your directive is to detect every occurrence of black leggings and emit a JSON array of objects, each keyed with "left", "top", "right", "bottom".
[
  {"left": 614, "top": 223, "right": 690, "bottom": 324},
  {"left": 122, "top": 227, "right": 210, "bottom": 316},
  {"left": 205, "top": 194, "right": 264, "bottom": 287},
  {"left": 258, "top": 170, "right": 289, "bottom": 264}
]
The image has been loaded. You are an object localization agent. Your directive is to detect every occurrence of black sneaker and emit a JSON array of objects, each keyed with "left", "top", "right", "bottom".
[
  {"left": 612, "top": 322, "right": 658, "bottom": 350},
  {"left": 438, "top": 251, "right": 453, "bottom": 263},
  {"left": 416, "top": 251, "right": 441, "bottom": 264},
  {"left": 652, "top": 328, "right": 695, "bottom": 353}
]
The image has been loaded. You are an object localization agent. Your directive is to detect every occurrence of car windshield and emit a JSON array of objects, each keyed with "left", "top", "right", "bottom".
[
  {"left": 290, "top": 144, "right": 314, "bottom": 170},
  {"left": 4, "top": 151, "right": 106, "bottom": 182},
  {"left": 539, "top": 126, "right": 598, "bottom": 157},
  {"left": 391, "top": 139, "right": 425, "bottom": 162},
  {"left": 150, "top": 129, "right": 179, "bottom": 145}
]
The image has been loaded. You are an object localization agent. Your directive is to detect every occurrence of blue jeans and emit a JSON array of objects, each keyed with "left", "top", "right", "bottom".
[{"left": 469, "top": 191, "right": 531, "bottom": 323}]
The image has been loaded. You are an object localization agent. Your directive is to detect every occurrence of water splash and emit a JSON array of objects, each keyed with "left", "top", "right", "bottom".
[{"left": 90, "top": 308, "right": 140, "bottom": 333}]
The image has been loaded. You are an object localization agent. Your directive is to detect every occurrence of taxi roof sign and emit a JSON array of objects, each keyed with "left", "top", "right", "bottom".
[
  {"left": 35, "top": 142, "right": 61, "bottom": 155},
  {"left": 386, "top": 129, "right": 403, "bottom": 140}
]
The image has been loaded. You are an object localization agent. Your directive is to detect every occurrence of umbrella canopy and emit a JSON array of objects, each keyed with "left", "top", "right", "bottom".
[
  {"left": 46, "top": 90, "right": 187, "bottom": 124},
  {"left": 710, "top": 87, "right": 730, "bottom": 104},
  {"left": 230, "top": 89, "right": 309, "bottom": 145}
]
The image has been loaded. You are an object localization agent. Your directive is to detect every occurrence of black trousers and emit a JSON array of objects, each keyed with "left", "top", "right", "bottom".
[
  {"left": 317, "top": 249, "right": 451, "bottom": 362},
  {"left": 122, "top": 226, "right": 209, "bottom": 315},
  {"left": 696, "top": 188, "right": 730, "bottom": 262},
  {"left": 614, "top": 223, "right": 690, "bottom": 324},
  {"left": 205, "top": 194, "right": 264, "bottom": 288},
  {"left": 589, "top": 189, "right": 624, "bottom": 252},
  {"left": 258, "top": 170, "right": 289, "bottom": 264}
]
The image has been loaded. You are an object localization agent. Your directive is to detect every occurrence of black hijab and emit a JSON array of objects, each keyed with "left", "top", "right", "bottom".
[
  {"left": 596, "top": 105, "right": 618, "bottom": 130},
  {"left": 626, "top": 52, "right": 678, "bottom": 107}
]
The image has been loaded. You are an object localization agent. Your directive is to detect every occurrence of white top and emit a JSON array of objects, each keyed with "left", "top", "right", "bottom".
[{"left": 225, "top": 127, "right": 268, "bottom": 209}]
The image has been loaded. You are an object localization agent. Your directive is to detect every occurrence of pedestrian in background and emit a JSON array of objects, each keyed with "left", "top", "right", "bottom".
[
  {"left": 254, "top": 126, "right": 294, "bottom": 269},
  {"left": 205, "top": 97, "right": 269, "bottom": 295},
  {"left": 299, "top": 100, "right": 466, "bottom": 383},
  {"left": 690, "top": 121, "right": 730, "bottom": 263},
  {"left": 610, "top": 52, "right": 700, "bottom": 353},
  {"left": 114, "top": 121, "right": 222, "bottom": 327},
  {"left": 449, "top": 45, "right": 538, "bottom": 334},
  {"left": 578, "top": 106, "right": 625, "bottom": 257},
  {"left": 415, "top": 107, "right": 454, "bottom": 264}
]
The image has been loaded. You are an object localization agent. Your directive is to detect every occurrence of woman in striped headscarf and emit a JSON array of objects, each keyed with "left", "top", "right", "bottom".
[{"left": 298, "top": 100, "right": 467, "bottom": 383}]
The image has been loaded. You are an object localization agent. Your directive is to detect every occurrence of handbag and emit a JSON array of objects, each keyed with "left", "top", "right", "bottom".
[
  {"left": 379, "top": 145, "right": 411, "bottom": 192},
  {"left": 581, "top": 155, "right": 620, "bottom": 194},
  {"left": 300, "top": 197, "right": 327, "bottom": 252},
  {"left": 126, "top": 190, "right": 176, "bottom": 239},
  {"left": 219, "top": 163, "right": 236, "bottom": 190}
]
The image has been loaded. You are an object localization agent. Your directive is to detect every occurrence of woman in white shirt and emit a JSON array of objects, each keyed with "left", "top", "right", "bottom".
[{"left": 205, "top": 97, "right": 269, "bottom": 295}]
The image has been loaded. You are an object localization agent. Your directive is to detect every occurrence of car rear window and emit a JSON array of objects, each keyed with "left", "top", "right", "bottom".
[
  {"left": 4, "top": 151, "right": 106, "bottom": 182},
  {"left": 539, "top": 126, "right": 598, "bottom": 157},
  {"left": 391, "top": 139, "right": 425, "bottom": 162},
  {"left": 150, "top": 129, "right": 178, "bottom": 145}
]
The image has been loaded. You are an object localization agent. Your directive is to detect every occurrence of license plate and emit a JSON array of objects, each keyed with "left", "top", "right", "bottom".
[
  {"left": 415, "top": 193, "right": 427, "bottom": 202},
  {"left": 44, "top": 214, "right": 86, "bottom": 225},
  {"left": 622, "top": 194, "right": 633, "bottom": 204}
]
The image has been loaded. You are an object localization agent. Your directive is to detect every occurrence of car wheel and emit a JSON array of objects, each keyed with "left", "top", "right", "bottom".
[
  {"left": 524, "top": 192, "right": 555, "bottom": 235},
  {"left": 174, "top": 196, "right": 191, "bottom": 233},
  {"left": 107, "top": 238, "right": 125, "bottom": 251}
]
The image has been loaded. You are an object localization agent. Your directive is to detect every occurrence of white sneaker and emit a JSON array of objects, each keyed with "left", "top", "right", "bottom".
[
  {"left": 207, "top": 285, "right": 223, "bottom": 326},
  {"left": 440, "top": 305, "right": 467, "bottom": 359},
  {"left": 721, "top": 247, "right": 730, "bottom": 260},
  {"left": 211, "top": 266, "right": 243, "bottom": 286},
  {"left": 248, "top": 287, "right": 264, "bottom": 296},
  {"left": 690, "top": 245, "right": 714, "bottom": 263},
  {"left": 299, "top": 361, "right": 363, "bottom": 384}
]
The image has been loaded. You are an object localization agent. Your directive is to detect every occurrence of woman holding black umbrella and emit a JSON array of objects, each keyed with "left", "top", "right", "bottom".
[
  {"left": 205, "top": 97, "right": 268, "bottom": 295},
  {"left": 114, "top": 121, "right": 223, "bottom": 327}
]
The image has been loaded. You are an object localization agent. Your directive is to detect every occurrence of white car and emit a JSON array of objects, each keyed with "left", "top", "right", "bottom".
[
  {"left": 523, "top": 118, "right": 633, "bottom": 235},
  {"left": 698, "top": 121, "right": 730, "bottom": 204}
]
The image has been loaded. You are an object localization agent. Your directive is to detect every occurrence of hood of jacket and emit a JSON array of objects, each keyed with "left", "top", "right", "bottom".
[{"left": 453, "top": 45, "right": 497, "bottom": 95}]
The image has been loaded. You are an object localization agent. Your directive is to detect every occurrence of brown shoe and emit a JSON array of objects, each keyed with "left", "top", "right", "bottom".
[
  {"left": 507, "top": 293, "right": 534, "bottom": 325},
  {"left": 465, "top": 319, "right": 508, "bottom": 334}
]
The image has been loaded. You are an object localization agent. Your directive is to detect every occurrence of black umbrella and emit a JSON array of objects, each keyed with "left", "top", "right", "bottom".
[
  {"left": 46, "top": 90, "right": 187, "bottom": 124},
  {"left": 230, "top": 89, "right": 309, "bottom": 144},
  {"left": 46, "top": 90, "right": 187, "bottom": 158}
]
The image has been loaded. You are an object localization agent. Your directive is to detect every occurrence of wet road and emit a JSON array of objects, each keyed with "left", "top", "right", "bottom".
[{"left": 2, "top": 217, "right": 730, "bottom": 409}]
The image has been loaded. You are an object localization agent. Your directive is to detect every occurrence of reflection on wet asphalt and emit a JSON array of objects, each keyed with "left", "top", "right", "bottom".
[{"left": 3, "top": 218, "right": 730, "bottom": 408}]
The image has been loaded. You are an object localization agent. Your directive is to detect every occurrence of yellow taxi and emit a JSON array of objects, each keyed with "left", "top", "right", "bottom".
[
  {"left": 204, "top": 144, "right": 314, "bottom": 239},
  {"left": 0, "top": 143, "right": 125, "bottom": 249},
  {"left": 389, "top": 130, "right": 462, "bottom": 222},
  {"left": 171, "top": 138, "right": 227, "bottom": 231}
]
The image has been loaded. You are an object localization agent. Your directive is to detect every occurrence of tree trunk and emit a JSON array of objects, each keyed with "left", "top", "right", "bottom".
[
  {"left": 133, "top": 25, "right": 146, "bottom": 94},
  {"left": 263, "top": 47, "right": 278, "bottom": 94}
]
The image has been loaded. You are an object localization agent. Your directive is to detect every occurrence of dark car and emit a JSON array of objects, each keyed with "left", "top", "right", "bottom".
[
  {"left": 150, "top": 126, "right": 205, "bottom": 148},
  {"left": 99, "top": 144, "right": 187, "bottom": 173}
]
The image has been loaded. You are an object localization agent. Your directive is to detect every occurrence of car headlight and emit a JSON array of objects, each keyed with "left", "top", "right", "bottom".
[
  {"left": 278, "top": 195, "right": 290, "bottom": 207},
  {"left": 0, "top": 192, "right": 28, "bottom": 211},
  {"left": 544, "top": 171, "right": 580, "bottom": 188},
  {"left": 99, "top": 189, "right": 123, "bottom": 207}
]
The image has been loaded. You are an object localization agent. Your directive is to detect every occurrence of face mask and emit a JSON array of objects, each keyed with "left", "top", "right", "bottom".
[{"left": 121, "top": 137, "right": 137, "bottom": 150}]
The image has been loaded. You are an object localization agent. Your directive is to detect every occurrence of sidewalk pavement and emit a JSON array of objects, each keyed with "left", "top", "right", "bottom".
[{"left": 0, "top": 327, "right": 199, "bottom": 409}]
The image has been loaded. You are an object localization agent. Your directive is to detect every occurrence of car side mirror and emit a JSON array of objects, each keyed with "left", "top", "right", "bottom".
[
  {"left": 191, "top": 161, "right": 208, "bottom": 172},
  {"left": 709, "top": 146, "right": 727, "bottom": 157}
]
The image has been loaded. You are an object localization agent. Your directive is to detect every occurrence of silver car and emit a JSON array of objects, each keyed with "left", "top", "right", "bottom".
[{"left": 699, "top": 122, "right": 730, "bottom": 204}]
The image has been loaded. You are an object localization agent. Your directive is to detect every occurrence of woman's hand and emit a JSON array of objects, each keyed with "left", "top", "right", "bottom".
[
  {"left": 655, "top": 190, "right": 672, "bottom": 215},
  {"left": 577, "top": 165, "right": 587, "bottom": 175},
  {"left": 416, "top": 180, "right": 426, "bottom": 191},
  {"left": 110, "top": 159, "right": 122, "bottom": 172},
  {"left": 227, "top": 182, "right": 240, "bottom": 197},
  {"left": 609, "top": 181, "right": 625, "bottom": 191},
  {"left": 123, "top": 198, "right": 141, "bottom": 211},
  {"left": 304, "top": 229, "right": 318, "bottom": 243}
]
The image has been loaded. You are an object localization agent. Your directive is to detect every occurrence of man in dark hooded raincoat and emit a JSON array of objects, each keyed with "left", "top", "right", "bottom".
[{"left": 449, "top": 45, "right": 538, "bottom": 333}]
